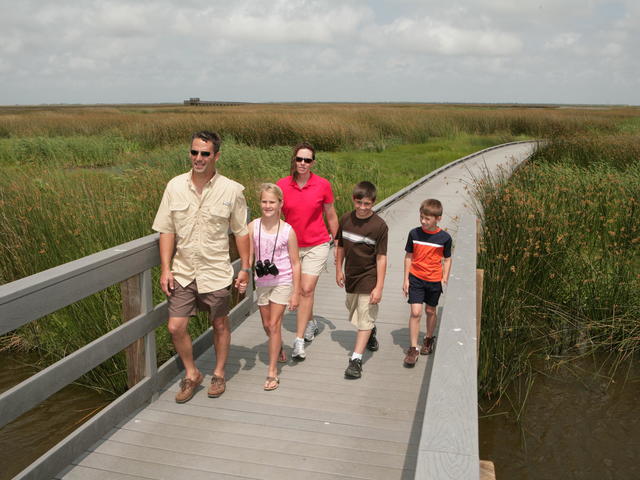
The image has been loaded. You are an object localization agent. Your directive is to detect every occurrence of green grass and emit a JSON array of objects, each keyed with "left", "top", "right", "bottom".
[
  {"left": 475, "top": 134, "right": 640, "bottom": 407},
  {"left": 0, "top": 135, "right": 140, "bottom": 168}
]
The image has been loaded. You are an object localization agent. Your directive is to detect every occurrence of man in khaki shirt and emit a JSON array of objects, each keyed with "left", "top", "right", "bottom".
[{"left": 153, "top": 131, "right": 251, "bottom": 403}]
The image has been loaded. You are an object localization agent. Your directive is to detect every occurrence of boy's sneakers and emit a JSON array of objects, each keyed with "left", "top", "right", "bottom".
[
  {"left": 345, "top": 358, "right": 363, "bottom": 379},
  {"left": 304, "top": 319, "right": 319, "bottom": 342},
  {"left": 292, "top": 338, "right": 306, "bottom": 360},
  {"left": 404, "top": 347, "right": 419, "bottom": 367},
  {"left": 420, "top": 336, "right": 436, "bottom": 355},
  {"left": 366, "top": 326, "right": 379, "bottom": 351}
]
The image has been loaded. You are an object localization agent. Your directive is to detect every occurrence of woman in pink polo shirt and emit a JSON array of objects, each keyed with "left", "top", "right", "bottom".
[{"left": 277, "top": 142, "right": 339, "bottom": 361}]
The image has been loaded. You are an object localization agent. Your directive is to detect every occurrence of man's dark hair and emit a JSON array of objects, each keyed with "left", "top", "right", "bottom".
[
  {"left": 191, "top": 131, "right": 222, "bottom": 153},
  {"left": 353, "top": 181, "right": 377, "bottom": 201}
]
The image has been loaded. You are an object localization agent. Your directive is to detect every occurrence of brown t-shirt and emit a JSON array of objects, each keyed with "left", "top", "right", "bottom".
[{"left": 336, "top": 211, "right": 388, "bottom": 293}]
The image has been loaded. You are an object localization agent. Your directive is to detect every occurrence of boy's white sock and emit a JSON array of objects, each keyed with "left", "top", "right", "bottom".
[{"left": 351, "top": 352, "right": 363, "bottom": 360}]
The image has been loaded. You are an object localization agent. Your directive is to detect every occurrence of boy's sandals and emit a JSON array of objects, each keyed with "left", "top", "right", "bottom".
[
  {"left": 264, "top": 376, "right": 280, "bottom": 391},
  {"left": 278, "top": 346, "right": 287, "bottom": 363}
]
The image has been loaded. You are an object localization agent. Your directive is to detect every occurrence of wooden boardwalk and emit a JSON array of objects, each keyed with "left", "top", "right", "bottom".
[{"left": 56, "top": 143, "right": 536, "bottom": 480}]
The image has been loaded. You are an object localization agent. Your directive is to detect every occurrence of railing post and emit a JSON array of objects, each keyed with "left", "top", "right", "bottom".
[
  {"left": 140, "top": 269, "right": 157, "bottom": 376},
  {"left": 140, "top": 269, "right": 159, "bottom": 401},
  {"left": 121, "top": 272, "right": 146, "bottom": 388}
]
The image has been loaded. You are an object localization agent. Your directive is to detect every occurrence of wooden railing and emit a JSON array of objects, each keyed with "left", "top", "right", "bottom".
[{"left": 0, "top": 234, "right": 254, "bottom": 480}]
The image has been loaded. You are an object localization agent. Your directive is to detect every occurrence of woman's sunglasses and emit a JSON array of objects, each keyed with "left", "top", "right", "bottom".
[{"left": 295, "top": 156, "right": 313, "bottom": 164}]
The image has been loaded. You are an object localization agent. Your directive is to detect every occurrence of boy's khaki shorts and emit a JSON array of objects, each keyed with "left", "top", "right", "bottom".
[
  {"left": 256, "top": 284, "right": 292, "bottom": 306},
  {"left": 345, "top": 293, "right": 378, "bottom": 330},
  {"left": 299, "top": 242, "right": 330, "bottom": 276}
]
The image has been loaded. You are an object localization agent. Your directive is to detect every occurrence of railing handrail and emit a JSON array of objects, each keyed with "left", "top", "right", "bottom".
[{"left": 0, "top": 234, "right": 160, "bottom": 335}]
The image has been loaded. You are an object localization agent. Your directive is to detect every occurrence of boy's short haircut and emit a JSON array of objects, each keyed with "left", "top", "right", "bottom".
[
  {"left": 352, "top": 181, "right": 377, "bottom": 201},
  {"left": 420, "top": 198, "right": 443, "bottom": 217}
]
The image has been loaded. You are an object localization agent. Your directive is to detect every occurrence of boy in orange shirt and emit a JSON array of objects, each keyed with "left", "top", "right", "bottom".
[{"left": 402, "top": 199, "right": 452, "bottom": 367}]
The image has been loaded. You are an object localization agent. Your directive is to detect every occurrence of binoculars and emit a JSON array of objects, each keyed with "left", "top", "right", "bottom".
[{"left": 255, "top": 259, "right": 279, "bottom": 277}]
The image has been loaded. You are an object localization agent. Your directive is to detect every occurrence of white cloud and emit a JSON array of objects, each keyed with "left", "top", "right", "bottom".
[
  {"left": 0, "top": 0, "right": 638, "bottom": 104},
  {"left": 600, "top": 42, "right": 623, "bottom": 57},
  {"left": 545, "top": 33, "right": 581, "bottom": 50},
  {"left": 174, "top": 1, "right": 372, "bottom": 45},
  {"left": 368, "top": 17, "right": 522, "bottom": 56},
  {"left": 92, "top": 3, "right": 157, "bottom": 36}
]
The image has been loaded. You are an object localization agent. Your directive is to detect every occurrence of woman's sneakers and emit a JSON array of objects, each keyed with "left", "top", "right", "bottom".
[
  {"left": 292, "top": 338, "right": 306, "bottom": 360},
  {"left": 304, "top": 319, "right": 319, "bottom": 342}
]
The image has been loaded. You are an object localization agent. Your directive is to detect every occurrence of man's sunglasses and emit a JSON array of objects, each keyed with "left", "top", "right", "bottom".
[
  {"left": 190, "top": 150, "right": 212, "bottom": 157},
  {"left": 295, "top": 156, "right": 313, "bottom": 164}
]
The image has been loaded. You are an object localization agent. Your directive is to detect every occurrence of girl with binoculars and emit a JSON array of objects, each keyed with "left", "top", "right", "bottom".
[{"left": 248, "top": 183, "right": 301, "bottom": 390}]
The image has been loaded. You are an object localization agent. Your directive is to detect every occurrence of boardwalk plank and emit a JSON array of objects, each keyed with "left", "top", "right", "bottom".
[
  {"left": 131, "top": 408, "right": 413, "bottom": 454},
  {"left": 147, "top": 399, "right": 416, "bottom": 444},
  {"left": 58, "top": 465, "right": 152, "bottom": 480},
  {"left": 117, "top": 417, "right": 412, "bottom": 469},
  {"left": 89, "top": 440, "right": 394, "bottom": 479},
  {"left": 152, "top": 390, "right": 415, "bottom": 429},
  {"left": 71, "top": 451, "right": 251, "bottom": 479},
  {"left": 171, "top": 359, "right": 426, "bottom": 390},
  {"left": 105, "top": 428, "right": 406, "bottom": 479},
  {"left": 162, "top": 379, "right": 423, "bottom": 413}
]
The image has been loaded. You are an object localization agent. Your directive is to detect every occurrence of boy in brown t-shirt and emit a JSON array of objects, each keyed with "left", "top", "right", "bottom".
[{"left": 335, "top": 181, "right": 389, "bottom": 379}]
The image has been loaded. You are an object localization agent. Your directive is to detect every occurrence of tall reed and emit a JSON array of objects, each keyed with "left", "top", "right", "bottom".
[{"left": 475, "top": 134, "right": 640, "bottom": 405}]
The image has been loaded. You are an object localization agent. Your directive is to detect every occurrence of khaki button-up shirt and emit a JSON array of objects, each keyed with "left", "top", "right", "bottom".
[{"left": 152, "top": 171, "right": 249, "bottom": 293}]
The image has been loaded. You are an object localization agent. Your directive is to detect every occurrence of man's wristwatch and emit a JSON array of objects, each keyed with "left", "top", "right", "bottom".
[{"left": 240, "top": 268, "right": 252, "bottom": 274}]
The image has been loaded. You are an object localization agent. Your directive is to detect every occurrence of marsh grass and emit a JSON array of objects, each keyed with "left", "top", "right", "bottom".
[
  {"left": 0, "top": 135, "right": 139, "bottom": 168},
  {"left": 475, "top": 134, "right": 640, "bottom": 407},
  {"left": 2, "top": 103, "right": 639, "bottom": 396},
  {"left": 1, "top": 103, "right": 635, "bottom": 150}
]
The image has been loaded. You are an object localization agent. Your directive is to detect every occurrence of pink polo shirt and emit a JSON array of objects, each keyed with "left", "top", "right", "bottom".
[{"left": 277, "top": 173, "right": 334, "bottom": 247}]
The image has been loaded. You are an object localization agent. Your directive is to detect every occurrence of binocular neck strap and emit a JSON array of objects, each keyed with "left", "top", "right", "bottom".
[{"left": 258, "top": 218, "right": 280, "bottom": 263}]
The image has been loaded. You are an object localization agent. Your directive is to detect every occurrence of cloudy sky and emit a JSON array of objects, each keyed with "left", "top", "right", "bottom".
[{"left": 1, "top": 0, "right": 638, "bottom": 105}]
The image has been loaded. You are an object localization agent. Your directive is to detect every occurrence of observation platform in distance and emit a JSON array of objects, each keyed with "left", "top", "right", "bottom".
[{"left": 183, "top": 97, "right": 246, "bottom": 106}]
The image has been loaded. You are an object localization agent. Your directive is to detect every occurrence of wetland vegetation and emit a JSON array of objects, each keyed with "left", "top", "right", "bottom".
[{"left": 0, "top": 103, "right": 638, "bottom": 402}]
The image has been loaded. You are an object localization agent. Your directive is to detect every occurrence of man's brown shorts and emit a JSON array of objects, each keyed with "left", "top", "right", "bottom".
[{"left": 168, "top": 281, "right": 230, "bottom": 322}]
